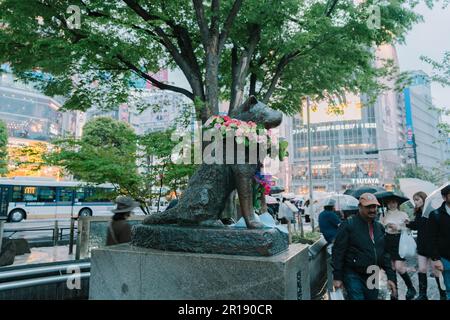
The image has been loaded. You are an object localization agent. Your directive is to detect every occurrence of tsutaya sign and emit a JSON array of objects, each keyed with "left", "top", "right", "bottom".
[{"left": 351, "top": 178, "right": 380, "bottom": 185}]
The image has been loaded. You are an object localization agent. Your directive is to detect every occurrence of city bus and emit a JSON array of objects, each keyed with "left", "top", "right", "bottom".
[{"left": 0, "top": 178, "right": 119, "bottom": 222}]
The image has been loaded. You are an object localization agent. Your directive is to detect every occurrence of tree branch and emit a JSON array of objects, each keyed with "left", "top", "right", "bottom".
[
  {"left": 261, "top": 32, "right": 342, "bottom": 103},
  {"left": 229, "top": 23, "right": 261, "bottom": 112},
  {"left": 325, "top": 0, "right": 339, "bottom": 17},
  {"left": 192, "top": 0, "right": 210, "bottom": 49},
  {"left": 122, "top": 0, "right": 205, "bottom": 101},
  {"left": 122, "top": 0, "right": 167, "bottom": 22},
  {"left": 39, "top": 1, "right": 196, "bottom": 102},
  {"left": 116, "top": 54, "right": 194, "bottom": 100},
  {"left": 249, "top": 72, "right": 257, "bottom": 96},
  {"left": 218, "top": 0, "right": 244, "bottom": 52},
  {"left": 210, "top": 0, "right": 220, "bottom": 37},
  {"left": 261, "top": 53, "right": 293, "bottom": 103}
]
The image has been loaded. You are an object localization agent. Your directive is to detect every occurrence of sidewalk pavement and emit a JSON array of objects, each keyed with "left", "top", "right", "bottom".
[
  {"left": 395, "top": 255, "right": 443, "bottom": 300},
  {"left": 12, "top": 245, "right": 75, "bottom": 266}
]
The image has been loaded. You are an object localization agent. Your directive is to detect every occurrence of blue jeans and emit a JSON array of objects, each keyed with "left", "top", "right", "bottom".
[
  {"left": 343, "top": 270, "right": 379, "bottom": 300},
  {"left": 441, "top": 257, "right": 450, "bottom": 300}
]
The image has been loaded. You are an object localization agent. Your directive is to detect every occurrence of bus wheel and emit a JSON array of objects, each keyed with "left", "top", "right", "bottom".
[
  {"left": 8, "top": 209, "right": 26, "bottom": 223},
  {"left": 78, "top": 208, "right": 92, "bottom": 218}
]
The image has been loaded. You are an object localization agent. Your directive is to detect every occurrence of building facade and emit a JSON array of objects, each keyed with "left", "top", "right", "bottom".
[
  {"left": 403, "top": 70, "right": 446, "bottom": 171},
  {"left": 0, "top": 64, "right": 78, "bottom": 178},
  {"left": 286, "top": 45, "right": 406, "bottom": 195}
]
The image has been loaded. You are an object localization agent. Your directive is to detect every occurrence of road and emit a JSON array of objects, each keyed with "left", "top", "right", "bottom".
[{"left": 3, "top": 218, "right": 75, "bottom": 241}]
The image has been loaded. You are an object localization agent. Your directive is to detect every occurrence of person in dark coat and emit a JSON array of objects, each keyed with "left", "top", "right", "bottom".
[
  {"left": 318, "top": 199, "right": 341, "bottom": 245},
  {"left": 407, "top": 191, "right": 446, "bottom": 300},
  {"left": 332, "top": 193, "right": 397, "bottom": 300},
  {"left": 428, "top": 184, "right": 450, "bottom": 300},
  {"left": 106, "top": 196, "right": 139, "bottom": 246},
  {"left": 318, "top": 199, "right": 341, "bottom": 292}
]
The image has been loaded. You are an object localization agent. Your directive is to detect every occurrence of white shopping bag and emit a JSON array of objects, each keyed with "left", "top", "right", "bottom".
[
  {"left": 437, "top": 271, "right": 447, "bottom": 291},
  {"left": 399, "top": 230, "right": 417, "bottom": 259},
  {"left": 329, "top": 288, "right": 345, "bottom": 300}
]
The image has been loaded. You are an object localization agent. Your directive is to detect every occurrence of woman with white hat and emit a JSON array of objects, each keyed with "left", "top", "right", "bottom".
[{"left": 106, "top": 195, "right": 140, "bottom": 246}]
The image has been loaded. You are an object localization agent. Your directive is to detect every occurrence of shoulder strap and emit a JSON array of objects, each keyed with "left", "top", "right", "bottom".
[{"left": 108, "top": 221, "right": 119, "bottom": 244}]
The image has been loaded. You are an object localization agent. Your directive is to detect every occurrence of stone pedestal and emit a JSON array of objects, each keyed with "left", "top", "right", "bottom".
[
  {"left": 89, "top": 243, "right": 310, "bottom": 300},
  {"left": 131, "top": 224, "right": 289, "bottom": 257}
]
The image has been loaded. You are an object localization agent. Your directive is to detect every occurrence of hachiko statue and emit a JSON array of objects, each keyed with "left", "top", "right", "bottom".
[{"left": 143, "top": 96, "right": 282, "bottom": 229}]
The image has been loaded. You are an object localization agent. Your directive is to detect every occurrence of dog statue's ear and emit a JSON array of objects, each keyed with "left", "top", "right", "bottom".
[{"left": 242, "top": 96, "right": 258, "bottom": 112}]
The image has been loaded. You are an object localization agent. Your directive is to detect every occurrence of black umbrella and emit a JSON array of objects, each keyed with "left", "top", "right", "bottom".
[
  {"left": 344, "top": 185, "right": 386, "bottom": 199},
  {"left": 373, "top": 191, "right": 409, "bottom": 206},
  {"left": 269, "top": 186, "right": 285, "bottom": 195}
]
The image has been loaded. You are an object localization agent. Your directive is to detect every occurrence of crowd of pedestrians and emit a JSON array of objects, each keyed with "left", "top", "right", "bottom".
[{"left": 318, "top": 185, "right": 450, "bottom": 300}]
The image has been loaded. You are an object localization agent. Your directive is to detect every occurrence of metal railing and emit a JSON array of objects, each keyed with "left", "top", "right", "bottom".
[
  {"left": 3, "top": 218, "right": 78, "bottom": 250},
  {"left": 0, "top": 260, "right": 90, "bottom": 293},
  {"left": 0, "top": 261, "right": 90, "bottom": 281}
]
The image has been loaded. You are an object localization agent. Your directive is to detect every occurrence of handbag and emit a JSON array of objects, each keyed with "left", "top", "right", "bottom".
[{"left": 398, "top": 229, "right": 416, "bottom": 259}]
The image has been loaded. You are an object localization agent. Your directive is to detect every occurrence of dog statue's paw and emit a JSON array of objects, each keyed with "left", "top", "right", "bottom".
[
  {"left": 199, "top": 219, "right": 225, "bottom": 228},
  {"left": 143, "top": 214, "right": 164, "bottom": 225},
  {"left": 246, "top": 220, "right": 265, "bottom": 229}
]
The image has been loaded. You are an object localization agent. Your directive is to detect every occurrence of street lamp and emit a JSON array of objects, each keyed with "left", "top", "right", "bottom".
[{"left": 306, "top": 96, "right": 314, "bottom": 232}]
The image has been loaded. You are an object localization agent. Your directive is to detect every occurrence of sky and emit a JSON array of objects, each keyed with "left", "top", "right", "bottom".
[{"left": 396, "top": 1, "right": 450, "bottom": 123}]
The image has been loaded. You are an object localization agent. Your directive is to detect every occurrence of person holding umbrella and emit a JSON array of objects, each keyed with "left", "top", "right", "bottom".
[
  {"left": 427, "top": 184, "right": 450, "bottom": 300},
  {"left": 378, "top": 192, "right": 416, "bottom": 300},
  {"left": 407, "top": 191, "right": 447, "bottom": 300}
]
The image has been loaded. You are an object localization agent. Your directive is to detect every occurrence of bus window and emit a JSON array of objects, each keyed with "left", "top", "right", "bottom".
[
  {"left": 91, "top": 188, "right": 114, "bottom": 202},
  {"left": 75, "top": 188, "right": 86, "bottom": 202},
  {"left": 23, "top": 186, "right": 38, "bottom": 202},
  {"left": 59, "top": 187, "right": 74, "bottom": 202},
  {"left": 12, "top": 186, "right": 24, "bottom": 202},
  {"left": 37, "top": 187, "right": 56, "bottom": 202}
]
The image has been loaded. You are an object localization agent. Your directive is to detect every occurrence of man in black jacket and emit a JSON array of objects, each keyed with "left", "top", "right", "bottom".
[
  {"left": 428, "top": 184, "right": 450, "bottom": 300},
  {"left": 332, "top": 193, "right": 397, "bottom": 300}
]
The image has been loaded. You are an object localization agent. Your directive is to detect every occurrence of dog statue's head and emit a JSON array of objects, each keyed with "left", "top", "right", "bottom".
[{"left": 229, "top": 96, "right": 282, "bottom": 129}]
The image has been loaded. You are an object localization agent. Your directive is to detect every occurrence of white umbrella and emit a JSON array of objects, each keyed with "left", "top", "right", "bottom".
[
  {"left": 265, "top": 195, "right": 278, "bottom": 204},
  {"left": 423, "top": 183, "right": 449, "bottom": 218},
  {"left": 281, "top": 192, "right": 295, "bottom": 199},
  {"left": 399, "top": 178, "right": 438, "bottom": 200},
  {"left": 313, "top": 194, "right": 359, "bottom": 218}
]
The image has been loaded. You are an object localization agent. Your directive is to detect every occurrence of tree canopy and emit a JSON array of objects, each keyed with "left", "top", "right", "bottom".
[
  {"left": 0, "top": 0, "right": 430, "bottom": 122},
  {"left": 47, "top": 117, "right": 196, "bottom": 213}
]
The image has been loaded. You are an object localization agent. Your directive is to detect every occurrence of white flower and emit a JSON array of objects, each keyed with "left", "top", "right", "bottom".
[{"left": 236, "top": 136, "right": 245, "bottom": 144}]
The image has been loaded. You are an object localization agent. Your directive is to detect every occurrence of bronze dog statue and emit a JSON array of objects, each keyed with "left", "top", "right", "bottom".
[{"left": 143, "top": 96, "right": 282, "bottom": 229}]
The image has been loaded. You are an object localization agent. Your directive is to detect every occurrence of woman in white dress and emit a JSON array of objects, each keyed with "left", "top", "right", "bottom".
[{"left": 380, "top": 195, "right": 416, "bottom": 300}]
